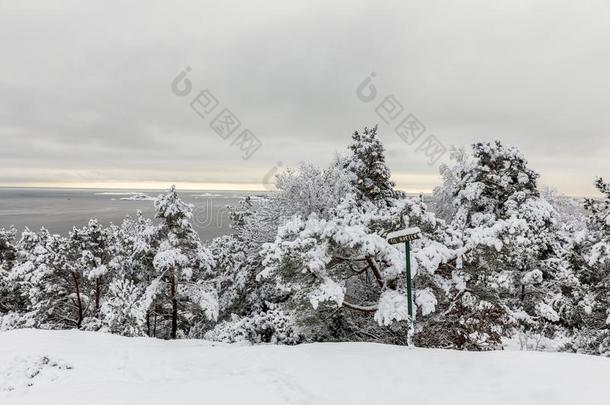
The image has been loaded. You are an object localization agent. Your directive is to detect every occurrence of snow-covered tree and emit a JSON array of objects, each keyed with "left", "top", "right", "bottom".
[
  {"left": 100, "top": 277, "right": 147, "bottom": 337},
  {"left": 429, "top": 141, "right": 562, "bottom": 349},
  {"left": 209, "top": 127, "right": 451, "bottom": 344},
  {"left": 446, "top": 140, "right": 541, "bottom": 229},
  {"left": 584, "top": 177, "right": 610, "bottom": 267},
  {"left": 139, "top": 186, "right": 218, "bottom": 339},
  {"left": 260, "top": 191, "right": 450, "bottom": 342},
  {"left": 69, "top": 219, "right": 117, "bottom": 321},
  {"left": 199, "top": 160, "right": 357, "bottom": 341},
  {"left": 342, "top": 125, "right": 400, "bottom": 206},
  {"left": 9, "top": 228, "right": 89, "bottom": 328},
  {"left": 561, "top": 177, "right": 610, "bottom": 355},
  {"left": 0, "top": 227, "right": 20, "bottom": 316},
  {"left": 432, "top": 146, "right": 471, "bottom": 222},
  {"left": 274, "top": 160, "right": 353, "bottom": 220},
  {"left": 0, "top": 227, "right": 17, "bottom": 270}
]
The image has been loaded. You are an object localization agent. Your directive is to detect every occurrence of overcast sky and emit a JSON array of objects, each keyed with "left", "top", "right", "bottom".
[{"left": 0, "top": 0, "right": 608, "bottom": 196}]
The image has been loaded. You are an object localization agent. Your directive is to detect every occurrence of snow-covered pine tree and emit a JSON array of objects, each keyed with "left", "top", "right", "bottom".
[
  {"left": 100, "top": 277, "right": 147, "bottom": 337},
  {"left": 69, "top": 219, "right": 117, "bottom": 324},
  {"left": 429, "top": 141, "right": 561, "bottom": 349},
  {"left": 202, "top": 162, "right": 353, "bottom": 342},
  {"left": 449, "top": 140, "right": 540, "bottom": 229},
  {"left": 0, "top": 227, "right": 19, "bottom": 315},
  {"left": 260, "top": 189, "right": 451, "bottom": 343},
  {"left": 275, "top": 160, "right": 353, "bottom": 220},
  {"left": 432, "top": 146, "right": 470, "bottom": 221},
  {"left": 217, "top": 130, "right": 456, "bottom": 344},
  {"left": 121, "top": 210, "right": 156, "bottom": 285},
  {"left": 9, "top": 228, "right": 91, "bottom": 328},
  {"left": 0, "top": 227, "right": 17, "bottom": 271},
  {"left": 562, "top": 177, "right": 610, "bottom": 355},
  {"left": 342, "top": 125, "right": 400, "bottom": 207},
  {"left": 584, "top": 177, "right": 610, "bottom": 267},
  {"left": 92, "top": 211, "right": 156, "bottom": 335},
  {"left": 141, "top": 186, "right": 218, "bottom": 339}
]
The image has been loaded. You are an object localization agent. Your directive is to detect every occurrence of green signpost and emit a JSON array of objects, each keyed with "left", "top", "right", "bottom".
[
  {"left": 405, "top": 239, "right": 413, "bottom": 318},
  {"left": 387, "top": 226, "right": 421, "bottom": 345}
]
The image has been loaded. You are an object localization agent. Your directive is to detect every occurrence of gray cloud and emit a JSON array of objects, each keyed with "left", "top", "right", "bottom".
[{"left": 0, "top": 0, "right": 608, "bottom": 195}]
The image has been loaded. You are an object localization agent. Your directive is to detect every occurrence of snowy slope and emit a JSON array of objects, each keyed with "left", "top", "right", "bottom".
[{"left": 0, "top": 329, "right": 608, "bottom": 405}]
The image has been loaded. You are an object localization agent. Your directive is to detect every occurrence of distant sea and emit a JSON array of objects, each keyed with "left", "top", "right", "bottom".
[{"left": 0, "top": 188, "right": 264, "bottom": 241}]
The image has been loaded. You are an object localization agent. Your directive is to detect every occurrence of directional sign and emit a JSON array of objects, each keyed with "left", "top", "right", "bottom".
[
  {"left": 387, "top": 227, "right": 421, "bottom": 245},
  {"left": 386, "top": 225, "right": 421, "bottom": 346}
]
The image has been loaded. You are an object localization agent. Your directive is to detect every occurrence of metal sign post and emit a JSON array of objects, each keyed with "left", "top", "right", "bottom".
[
  {"left": 405, "top": 239, "right": 413, "bottom": 318},
  {"left": 387, "top": 226, "right": 421, "bottom": 346}
]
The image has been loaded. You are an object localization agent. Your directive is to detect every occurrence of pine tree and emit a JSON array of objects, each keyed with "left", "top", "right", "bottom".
[
  {"left": 584, "top": 177, "right": 610, "bottom": 266},
  {"left": 562, "top": 177, "right": 610, "bottom": 355},
  {"left": 275, "top": 161, "right": 353, "bottom": 219},
  {"left": 100, "top": 277, "right": 147, "bottom": 337},
  {"left": 11, "top": 228, "right": 86, "bottom": 328},
  {"left": 69, "top": 219, "right": 116, "bottom": 319},
  {"left": 142, "top": 186, "right": 218, "bottom": 339},
  {"left": 260, "top": 191, "right": 449, "bottom": 343},
  {"left": 0, "top": 227, "right": 21, "bottom": 315},
  {"left": 343, "top": 125, "right": 399, "bottom": 206},
  {"left": 449, "top": 140, "right": 540, "bottom": 228},
  {"left": 429, "top": 141, "right": 561, "bottom": 349}
]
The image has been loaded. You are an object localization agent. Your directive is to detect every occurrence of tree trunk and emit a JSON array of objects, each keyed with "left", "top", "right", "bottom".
[
  {"left": 146, "top": 311, "right": 151, "bottom": 336},
  {"left": 71, "top": 272, "right": 84, "bottom": 328},
  {"left": 153, "top": 310, "right": 158, "bottom": 338},
  {"left": 520, "top": 285, "right": 526, "bottom": 302},
  {"left": 170, "top": 268, "right": 177, "bottom": 339},
  {"left": 95, "top": 278, "right": 101, "bottom": 311}
]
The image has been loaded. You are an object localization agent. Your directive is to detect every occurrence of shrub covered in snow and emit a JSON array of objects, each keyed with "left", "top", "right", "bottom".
[
  {"left": 205, "top": 309, "right": 302, "bottom": 345},
  {"left": 100, "top": 277, "right": 147, "bottom": 336}
]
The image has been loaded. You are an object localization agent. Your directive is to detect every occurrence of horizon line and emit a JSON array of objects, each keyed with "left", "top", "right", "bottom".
[
  {"left": 0, "top": 183, "right": 591, "bottom": 199},
  {"left": 0, "top": 181, "right": 435, "bottom": 195}
]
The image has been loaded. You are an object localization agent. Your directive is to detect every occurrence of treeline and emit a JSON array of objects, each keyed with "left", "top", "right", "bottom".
[{"left": 0, "top": 126, "right": 608, "bottom": 355}]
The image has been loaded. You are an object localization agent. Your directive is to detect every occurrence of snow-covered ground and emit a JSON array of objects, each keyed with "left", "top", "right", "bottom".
[{"left": 1, "top": 330, "right": 608, "bottom": 405}]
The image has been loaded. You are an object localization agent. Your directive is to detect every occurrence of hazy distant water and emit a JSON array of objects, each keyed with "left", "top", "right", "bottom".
[{"left": 0, "top": 188, "right": 262, "bottom": 240}]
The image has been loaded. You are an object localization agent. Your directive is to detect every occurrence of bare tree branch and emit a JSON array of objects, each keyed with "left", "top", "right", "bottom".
[
  {"left": 365, "top": 256, "right": 384, "bottom": 287},
  {"left": 342, "top": 300, "right": 378, "bottom": 313}
]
